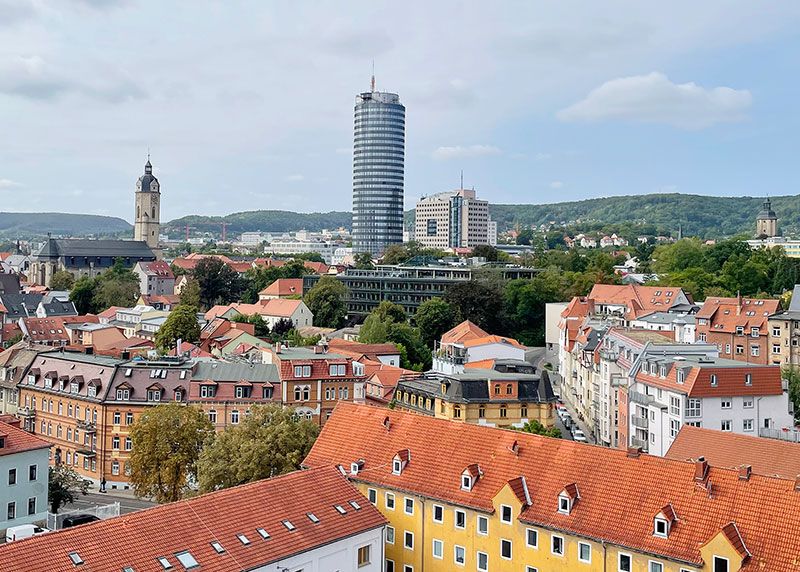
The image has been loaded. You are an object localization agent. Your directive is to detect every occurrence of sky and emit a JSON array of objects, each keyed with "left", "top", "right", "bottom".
[{"left": 1, "top": 1, "right": 799, "bottom": 223}]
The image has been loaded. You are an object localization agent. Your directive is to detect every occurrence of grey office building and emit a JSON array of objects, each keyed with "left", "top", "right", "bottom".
[{"left": 352, "top": 83, "right": 405, "bottom": 256}]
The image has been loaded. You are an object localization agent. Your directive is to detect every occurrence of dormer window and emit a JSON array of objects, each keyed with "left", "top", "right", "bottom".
[
  {"left": 654, "top": 504, "right": 677, "bottom": 538},
  {"left": 558, "top": 483, "right": 579, "bottom": 514},
  {"left": 745, "top": 373, "right": 752, "bottom": 386},
  {"left": 461, "top": 474, "right": 473, "bottom": 490},
  {"left": 392, "top": 459, "right": 402, "bottom": 474},
  {"left": 676, "top": 369, "right": 685, "bottom": 384},
  {"left": 654, "top": 517, "right": 669, "bottom": 537},
  {"left": 558, "top": 495, "right": 571, "bottom": 514},
  {"left": 710, "top": 374, "right": 718, "bottom": 387}
]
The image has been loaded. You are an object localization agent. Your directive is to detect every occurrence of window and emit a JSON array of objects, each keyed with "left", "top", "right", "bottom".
[
  {"left": 357, "top": 545, "right": 371, "bottom": 567},
  {"left": 751, "top": 345, "right": 760, "bottom": 357},
  {"left": 736, "top": 326, "right": 744, "bottom": 336},
  {"left": 199, "top": 385, "right": 216, "bottom": 398},
  {"left": 713, "top": 556, "right": 729, "bottom": 572},
  {"left": 500, "top": 539, "right": 512, "bottom": 560},
  {"left": 725, "top": 344, "right": 731, "bottom": 354},
  {"left": 126, "top": 412, "right": 134, "bottom": 425},
  {"left": 113, "top": 412, "right": 121, "bottom": 424},
  {"left": 526, "top": 528, "right": 538, "bottom": 548},
  {"left": 69, "top": 553, "right": 84, "bottom": 566},
  {"left": 578, "top": 542, "right": 591, "bottom": 563},
  {"left": 500, "top": 504, "right": 512, "bottom": 523},
  {"left": 7, "top": 501, "right": 15, "bottom": 520},
  {"left": 112, "top": 460, "right": 120, "bottom": 475},
  {"left": 736, "top": 345, "right": 744, "bottom": 355},
  {"left": 649, "top": 562, "right": 663, "bottom": 572},
  {"left": 551, "top": 534, "right": 564, "bottom": 556},
  {"left": 461, "top": 474, "right": 473, "bottom": 490},
  {"left": 432, "top": 539, "right": 443, "bottom": 559},
  {"left": 208, "top": 410, "right": 217, "bottom": 423},
  {"left": 721, "top": 420, "right": 732, "bottom": 432},
  {"left": 116, "top": 389, "right": 130, "bottom": 400},
  {"left": 687, "top": 399, "right": 701, "bottom": 417},
  {"left": 654, "top": 518, "right": 668, "bottom": 537},
  {"left": 8, "top": 468, "right": 16, "bottom": 485},
  {"left": 478, "top": 405, "right": 485, "bottom": 418},
  {"left": 670, "top": 419, "right": 680, "bottom": 438},
  {"left": 125, "top": 437, "right": 132, "bottom": 451},
  {"left": 454, "top": 545, "right": 465, "bottom": 565},
  {"left": 368, "top": 488, "right": 377, "bottom": 504},
  {"left": 402, "top": 566, "right": 411, "bottom": 572},
  {"left": 262, "top": 386, "right": 273, "bottom": 399},
  {"left": 453, "top": 405, "right": 461, "bottom": 419},
  {"left": 28, "top": 464, "right": 37, "bottom": 481},
  {"left": 558, "top": 496, "right": 570, "bottom": 514},
  {"left": 721, "top": 398, "right": 732, "bottom": 409},
  {"left": 710, "top": 374, "right": 717, "bottom": 386},
  {"left": 386, "top": 562, "right": 395, "bottom": 572},
  {"left": 112, "top": 436, "right": 120, "bottom": 449},
  {"left": 477, "top": 515, "right": 488, "bottom": 535},
  {"left": 385, "top": 492, "right": 395, "bottom": 510},
  {"left": 477, "top": 551, "right": 488, "bottom": 572},
  {"left": 506, "top": 384, "right": 512, "bottom": 394},
  {"left": 432, "top": 504, "right": 443, "bottom": 523},
  {"left": 773, "top": 344, "right": 781, "bottom": 354},
  {"left": 619, "top": 553, "right": 632, "bottom": 572},
  {"left": 743, "top": 397, "right": 754, "bottom": 408},
  {"left": 499, "top": 405, "right": 507, "bottom": 418},
  {"left": 404, "top": 531, "right": 414, "bottom": 549},
  {"left": 237, "top": 533, "right": 251, "bottom": 544},
  {"left": 235, "top": 386, "right": 248, "bottom": 399},
  {"left": 676, "top": 370, "right": 685, "bottom": 384},
  {"left": 669, "top": 396, "right": 680, "bottom": 415},
  {"left": 454, "top": 509, "right": 466, "bottom": 529},
  {"left": 210, "top": 542, "right": 224, "bottom": 554},
  {"left": 745, "top": 373, "right": 752, "bottom": 386},
  {"left": 743, "top": 418, "right": 754, "bottom": 431},
  {"left": 230, "top": 410, "right": 240, "bottom": 425},
  {"left": 175, "top": 552, "right": 199, "bottom": 569},
  {"left": 404, "top": 497, "right": 414, "bottom": 515},
  {"left": 773, "top": 326, "right": 781, "bottom": 336},
  {"left": 751, "top": 327, "right": 759, "bottom": 338}
]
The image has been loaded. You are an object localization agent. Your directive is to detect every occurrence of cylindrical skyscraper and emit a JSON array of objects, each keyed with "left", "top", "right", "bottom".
[{"left": 352, "top": 78, "right": 405, "bottom": 257}]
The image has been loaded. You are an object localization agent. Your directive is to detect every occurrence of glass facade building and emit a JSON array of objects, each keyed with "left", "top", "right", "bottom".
[{"left": 352, "top": 88, "right": 405, "bottom": 256}]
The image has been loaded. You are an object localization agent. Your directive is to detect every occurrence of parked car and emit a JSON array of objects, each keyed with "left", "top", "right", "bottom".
[
  {"left": 61, "top": 514, "right": 101, "bottom": 528},
  {"left": 5, "top": 524, "right": 49, "bottom": 543},
  {"left": 572, "top": 429, "right": 588, "bottom": 443}
]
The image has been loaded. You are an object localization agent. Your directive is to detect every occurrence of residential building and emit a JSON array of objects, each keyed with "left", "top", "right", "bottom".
[
  {"left": 189, "top": 361, "right": 280, "bottom": 430},
  {"left": 352, "top": 77, "right": 405, "bottom": 256},
  {"left": 487, "top": 218, "right": 498, "bottom": 246},
  {"left": 544, "top": 302, "right": 567, "bottom": 350},
  {"left": 433, "top": 320, "right": 527, "bottom": 374},
  {"left": 303, "top": 264, "right": 538, "bottom": 318},
  {"left": 133, "top": 158, "right": 161, "bottom": 250},
  {"left": 0, "top": 417, "right": 50, "bottom": 534},
  {"left": 19, "top": 316, "right": 97, "bottom": 347},
  {"left": 31, "top": 239, "right": 156, "bottom": 287},
  {"left": 257, "top": 278, "right": 303, "bottom": 300},
  {"left": 306, "top": 403, "right": 800, "bottom": 572},
  {"left": 136, "top": 293, "right": 180, "bottom": 311},
  {"left": 766, "top": 284, "right": 800, "bottom": 365},
  {"left": 630, "top": 312, "right": 696, "bottom": 343},
  {"left": 695, "top": 295, "right": 780, "bottom": 364},
  {"left": 0, "top": 343, "right": 44, "bottom": 415},
  {"left": 133, "top": 260, "right": 175, "bottom": 296},
  {"left": 746, "top": 235, "right": 800, "bottom": 257},
  {"left": 266, "top": 238, "right": 337, "bottom": 263},
  {"left": 415, "top": 189, "right": 490, "bottom": 249},
  {"left": 628, "top": 354, "right": 793, "bottom": 456},
  {"left": 666, "top": 424, "right": 800, "bottom": 479},
  {"left": 63, "top": 323, "right": 127, "bottom": 349},
  {"left": 327, "top": 338, "right": 402, "bottom": 367},
  {"left": 0, "top": 293, "right": 43, "bottom": 323},
  {"left": 206, "top": 299, "right": 313, "bottom": 329},
  {"left": 34, "top": 297, "right": 77, "bottom": 318},
  {"left": 0, "top": 466, "right": 386, "bottom": 572},
  {"left": 395, "top": 359, "right": 556, "bottom": 428},
  {"left": 264, "top": 343, "right": 366, "bottom": 425}
]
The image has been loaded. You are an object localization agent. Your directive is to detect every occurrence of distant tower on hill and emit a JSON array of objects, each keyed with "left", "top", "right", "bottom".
[
  {"left": 756, "top": 197, "right": 778, "bottom": 238},
  {"left": 134, "top": 157, "right": 161, "bottom": 249}
]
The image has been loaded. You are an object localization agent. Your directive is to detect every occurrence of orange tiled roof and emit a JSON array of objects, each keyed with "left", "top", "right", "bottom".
[
  {"left": 462, "top": 334, "right": 526, "bottom": 349},
  {"left": 589, "top": 284, "right": 688, "bottom": 319},
  {"left": 696, "top": 297, "right": 779, "bottom": 333},
  {"left": 0, "top": 420, "right": 50, "bottom": 457},
  {"left": 259, "top": 298, "right": 303, "bottom": 318},
  {"left": 0, "top": 466, "right": 385, "bottom": 571},
  {"left": 635, "top": 362, "right": 783, "bottom": 397},
  {"left": 259, "top": 278, "right": 304, "bottom": 297},
  {"left": 440, "top": 320, "right": 490, "bottom": 345},
  {"left": 464, "top": 358, "right": 496, "bottom": 370},
  {"left": 666, "top": 425, "right": 800, "bottom": 479},
  {"left": 305, "top": 403, "right": 800, "bottom": 571}
]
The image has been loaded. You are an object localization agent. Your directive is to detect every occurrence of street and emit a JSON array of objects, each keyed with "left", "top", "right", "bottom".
[{"left": 63, "top": 491, "right": 156, "bottom": 515}]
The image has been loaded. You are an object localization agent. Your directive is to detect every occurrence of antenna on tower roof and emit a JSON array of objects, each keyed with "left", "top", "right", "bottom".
[
  {"left": 460, "top": 170, "right": 464, "bottom": 190},
  {"left": 370, "top": 60, "right": 376, "bottom": 92}
]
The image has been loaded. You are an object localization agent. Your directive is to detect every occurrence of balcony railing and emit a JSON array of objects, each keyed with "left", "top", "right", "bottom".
[
  {"left": 77, "top": 420, "right": 97, "bottom": 433},
  {"left": 631, "top": 415, "right": 649, "bottom": 429},
  {"left": 629, "top": 390, "right": 655, "bottom": 406},
  {"left": 17, "top": 406, "right": 35, "bottom": 418},
  {"left": 599, "top": 349, "right": 619, "bottom": 361},
  {"left": 630, "top": 436, "right": 649, "bottom": 452}
]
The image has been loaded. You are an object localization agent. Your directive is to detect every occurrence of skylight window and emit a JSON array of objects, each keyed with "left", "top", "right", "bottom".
[
  {"left": 349, "top": 500, "right": 362, "bottom": 510},
  {"left": 69, "top": 552, "right": 84, "bottom": 565},
  {"left": 175, "top": 552, "right": 199, "bottom": 569},
  {"left": 256, "top": 528, "right": 270, "bottom": 539},
  {"left": 282, "top": 520, "right": 296, "bottom": 531},
  {"left": 334, "top": 504, "right": 347, "bottom": 514},
  {"left": 307, "top": 512, "right": 320, "bottom": 523},
  {"left": 237, "top": 534, "right": 250, "bottom": 545},
  {"left": 210, "top": 542, "right": 225, "bottom": 554},
  {"left": 123, "top": 567, "right": 135, "bottom": 572},
  {"left": 157, "top": 557, "right": 172, "bottom": 569}
]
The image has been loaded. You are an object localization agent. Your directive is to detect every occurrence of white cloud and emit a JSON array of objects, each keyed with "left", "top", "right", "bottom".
[
  {"left": 432, "top": 145, "right": 501, "bottom": 160},
  {"left": 0, "top": 178, "right": 22, "bottom": 189},
  {"left": 284, "top": 174, "right": 305, "bottom": 182},
  {"left": 557, "top": 72, "right": 752, "bottom": 129},
  {"left": 550, "top": 180, "right": 564, "bottom": 189},
  {"left": 534, "top": 153, "right": 553, "bottom": 161}
]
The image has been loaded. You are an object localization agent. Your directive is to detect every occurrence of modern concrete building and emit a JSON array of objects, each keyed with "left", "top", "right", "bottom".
[
  {"left": 414, "top": 189, "right": 490, "bottom": 250},
  {"left": 351, "top": 77, "right": 405, "bottom": 257}
]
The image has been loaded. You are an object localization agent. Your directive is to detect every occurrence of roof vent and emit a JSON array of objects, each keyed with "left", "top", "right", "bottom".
[
  {"left": 627, "top": 446, "right": 641, "bottom": 458},
  {"left": 509, "top": 440, "right": 520, "bottom": 456},
  {"left": 383, "top": 416, "right": 391, "bottom": 431},
  {"left": 738, "top": 465, "right": 752, "bottom": 481}
]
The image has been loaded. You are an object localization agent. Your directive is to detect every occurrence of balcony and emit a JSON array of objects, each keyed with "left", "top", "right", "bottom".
[
  {"left": 629, "top": 390, "right": 655, "bottom": 406},
  {"left": 631, "top": 415, "right": 649, "bottom": 429},
  {"left": 17, "top": 406, "right": 35, "bottom": 418},
  {"left": 599, "top": 348, "right": 619, "bottom": 361},
  {"left": 630, "top": 436, "right": 649, "bottom": 452},
  {"left": 77, "top": 420, "right": 97, "bottom": 433}
]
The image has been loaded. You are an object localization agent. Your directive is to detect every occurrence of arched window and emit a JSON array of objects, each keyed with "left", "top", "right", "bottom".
[
  {"left": 137, "top": 206, "right": 140, "bottom": 219},
  {"left": 152, "top": 207, "right": 156, "bottom": 218}
]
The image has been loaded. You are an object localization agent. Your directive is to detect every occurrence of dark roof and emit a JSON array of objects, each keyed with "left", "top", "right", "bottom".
[
  {"left": 39, "top": 300, "right": 78, "bottom": 317},
  {"left": 0, "top": 293, "right": 43, "bottom": 319},
  {"left": 0, "top": 273, "right": 20, "bottom": 295},
  {"left": 137, "top": 160, "right": 159, "bottom": 193},
  {"left": 757, "top": 198, "right": 777, "bottom": 220},
  {"left": 35, "top": 239, "right": 155, "bottom": 260},
  {"left": 400, "top": 369, "right": 555, "bottom": 404},
  {"left": 192, "top": 361, "right": 279, "bottom": 383}
]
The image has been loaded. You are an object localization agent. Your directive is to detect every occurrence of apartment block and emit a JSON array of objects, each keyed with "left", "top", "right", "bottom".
[
  {"left": 0, "top": 418, "right": 50, "bottom": 533},
  {"left": 415, "top": 189, "right": 489, "bottom": 250}
]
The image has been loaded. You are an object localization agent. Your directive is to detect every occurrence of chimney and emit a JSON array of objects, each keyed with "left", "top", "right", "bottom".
[
  {"left": 694, "top": 456, "right": 709, "bottom": 482},
  {"left": 627, "top": 446, "right": 642, "bottom": 458},
  {"left": 795, "top": 475, "right": 800, "bottom": 492},
  {"left": 275, "top": 343, "right": 281, "bottom": 355},
  {"left": 84, "top": 346, "right": 94, "bottom": 355},
  {"left": 736, "top": 291, "right": 742, "bottom": 315},
  {"left": 176, "top": 338, "right": 183, "bottom": 356},
  {"left": 121, "top": 350, "right": 131, "bottom": 360},
  {"left": 383, "top": 416, "right": 391, "bottom": 431},
  {"left": 738, "top": 465, "right": 752, "bottom": 481},
  {"left": 314, "top": 345, "right": 323, "bottom": 354}
]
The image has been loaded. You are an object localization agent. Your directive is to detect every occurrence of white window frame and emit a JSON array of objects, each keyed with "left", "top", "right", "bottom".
[
  {"left": 551, "top": 534, "right": 565, "bottom": 556},
  {"left": 432, "top": 538, "right": 443, "bottom": 560},
  {"left": 404, "top": 497, "right": 414, "bottom": 515},
  {"left": 367, "top": 488, "right": 377, "bottom": 504},
  {"left": 500, "top": 504, "right": 512, "bottom": 524},
  {"left": 713, "top": 556, "right": 729, "bottom": 572},
  {"left": 526, "top": 528, "right": 538, "bottom": 548},
  {"left": 654, "top": 518, "right": 668, "bottom": 538},
  {"left": 403, "top": 530, "right": 414, "bottom": 550},
  {"left": 743, "top": 397, "right": 754, "bottom": 408},
  {"left": 743, "top": 418, "right": 754, "bottom": 432},
  {"left": 477, "top": 515, "right": 488, "bottom": 535},
  {"left": 454, "top": 509, "right": 466, "bottom": 530},
  {"left": 721, "top": 419, "right": 732, "bottom": 432},
  {"left": 392, "top": 459, "right": 402, "bottom": 474},
  {"left": 454, "top": 544, "right": 466, "bottom": 566},
  {"left": 476, "top": 551, "right": 488, "bottom": 572},
  {"left": 721, "top": 398, "right": 732, "bottom": 409},
  {"left": 386, "top": 526, "right": 394, "bottom": 545},
  {"left": 558, "top": 495, "right": 571, "bottom": 514},
  {"left": 578, "top": 541, "right": 592, "bottom": 563},
  {"left": 500, "top": 538, "right": 512, "bottom": 560},
  {"left": 618, "top": 552, "right": 632, "bottom": 572},
  {"left": 649, "top": 561, "right": 664, "bottom": 572},
  {"left": 432, "top": 504, "right": 443, "bottom": 523}
]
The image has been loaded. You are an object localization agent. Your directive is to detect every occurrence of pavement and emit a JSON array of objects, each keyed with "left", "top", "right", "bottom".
[{"left": 63, "top": 491, "right": 156, "bottom": 515}]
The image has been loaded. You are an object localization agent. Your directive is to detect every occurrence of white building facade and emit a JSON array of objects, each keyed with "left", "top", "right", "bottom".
[{"left": 0, "top": 421, "right": 50, "bottom": 533}]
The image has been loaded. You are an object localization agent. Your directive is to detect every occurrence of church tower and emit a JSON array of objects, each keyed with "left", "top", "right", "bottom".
[
  {"left": 134, "top": 158, "right": 161, "bottom": 249},
  {"left": 756, "top": 197, "right": 778, "bottom": 238}
]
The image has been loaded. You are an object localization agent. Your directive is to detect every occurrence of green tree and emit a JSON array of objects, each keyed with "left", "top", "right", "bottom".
[
  {"left": 354, "top": 252, "right": 374, "bottom": 270},
  {"left": 381, "top": 244, "right": 411, "bottom": 265},
  {"left": 304, "top": 276, "right": 348, "bottom": 328},
  {"left": 155, "top": 305, "right": 201, "bottom": 351},
  {"left": 359, "top": 301, "right": 406, "bottom": 345},
  {"left": 48, "top": 464, "right": 90, "bottom": 513},
  {"left": 193, "top": 257, "right": 244, "bottom": 310},
  {"left": 517, "top": 419, "right": 562, "bottom": 438},
  {"left": 444, "top": 279, "right": 506, "bottom": 334},
  {"left": 271, "top": 317, "right": 294, "bottom": 338},
  {"left": 93, "top": 275, "right": 140, "bottom": 310},
  {"left": 414, "top": 298, "right": 457, "bottom": 347},
  {"left": 70, "top": 276, "right": 97, "bottom": 314},
  {"left": 471, "top": 244, "right": 510, "bottom": 262},
  {"left": 386, "top": 322, "right": 430, "bottom": 370},
  {"left": 783, "top": 366, "right": 800, "bottom": 423},
  {"left": 129, "top": 403, "right": 214, "bottom": 503},
  {"left": 50, "top": 270, "right": 75, "bottom": 291},
  {"left": 179, "top": 279, "right": 201, "bottom": 308},
  {"left": 197, "top": 404, "right": 319, "bottom": 492}
]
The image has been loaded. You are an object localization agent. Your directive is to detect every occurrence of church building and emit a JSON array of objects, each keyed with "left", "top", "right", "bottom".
[
  {"left": 756, "top": 197, "right": 778, "bottom": 238},
  {"left": 31, "top": 159, "right": 161, "bottom": 287}
]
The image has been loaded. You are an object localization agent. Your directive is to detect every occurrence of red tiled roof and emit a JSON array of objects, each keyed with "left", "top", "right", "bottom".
[
  {"left": 462, "top": 334, "right": 526, "bottom": 349},
  {"left": 328, "top": 339, "right": 399, "bottom": 357},
  {"left": 0, "top": 466, "right": 385, "bottom": 571},
  {"left": 666, "top": 425, "right": 800, "bottom": 479},
  {"left": 259, "top": 298, "right": 304, "bottom": 318},
  {"left": 0, "top": 420, "right": 50, "bottom": 457},
  {"left": 259, "top": 278, "right": 304, "bottom": 297},
  {"left": 440, "top": 320, "right": 490, "bottom": 345},
  {"left": 588, "top": 284, "right": 689, "bottom": 319},
  {"left": 635, "top": 362, "right": 783, "bottom": 397},
  {"left": 139, "top": 260, "right": 174, "bottom": 278},
  {"left": 305, "top": 403, "right": 800, "bottom": 571},
  {"left": 696, "top": 297, "right": 779, "bottom": 334}
]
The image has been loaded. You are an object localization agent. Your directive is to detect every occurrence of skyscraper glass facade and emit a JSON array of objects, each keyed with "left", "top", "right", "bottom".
[{"left": 352, "top": 89, "right": 405, "bottom": 256}]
